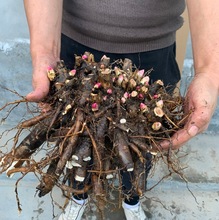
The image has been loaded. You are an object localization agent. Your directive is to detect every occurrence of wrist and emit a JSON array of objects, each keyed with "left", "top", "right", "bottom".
[
  {"left": 31, "top": 42, "right": 60, "bottom": 59},
  {"left": 31, "top": 52, "right": 59, "bottom": 74},
  {"left": 194, "top": 71, "right": 219, "bottom": 96}
]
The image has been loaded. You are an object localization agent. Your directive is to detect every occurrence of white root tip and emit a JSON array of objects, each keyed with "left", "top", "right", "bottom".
[
  {"left": 106, "top": 174, "right": 114, "bottom": 179},
  {"left": 0, "top": 157, "right": 5, "bottom": 166},
  {"left": 65, "top": 161, "right": 73, "bottom": 169},
  {"left": 6, "top": 161, "right": 18, "bottom": 178},
  {"left": 72, "top": 155, "right": 79, "bottom": 160},
  {"left": 71, "top": 160, "right": 82, "bottom": 167},
  {"left": 150, "top": 151, "right": 158, "bottom": 156},
  {"left": 127, "top": 167, "right": 134, "bottom": 172},
  {"left": 83, "top": 156, "right": 91, "bottom": 162},
  {"left": 75, "top": 175, "right": 85, "bottom": 182},
  {"left": 120, "top": 118, "right": 127, "bottom": 124}
]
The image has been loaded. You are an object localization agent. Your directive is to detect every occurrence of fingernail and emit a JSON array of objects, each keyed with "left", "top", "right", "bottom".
[
  {"left": 161, "top": 140, "right": 169, "bottom": 145},
  {"left": 188, "top": 125, "right": 198, "bottom": 136}
]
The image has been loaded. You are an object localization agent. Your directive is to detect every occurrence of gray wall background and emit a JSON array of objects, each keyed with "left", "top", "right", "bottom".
[{"left": 0, "top": 0, "right": 29, "bottom": 41}]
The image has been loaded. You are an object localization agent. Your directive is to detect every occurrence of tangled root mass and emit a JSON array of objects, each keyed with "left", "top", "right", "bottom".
[{"left": 0, "top": 52, "right": 187, "bottom": 213}]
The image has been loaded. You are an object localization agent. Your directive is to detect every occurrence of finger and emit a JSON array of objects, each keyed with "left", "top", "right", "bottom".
[
  {"left": 159, "top": 127, "right": 198, "bottom": 150},
  {"left": 26, "top": 76, "right": 50, "bottom": 102},
  {"left": 160, "top": 107, "right": 210, "bottom": 150},
  {"left": 26, "top": 87, "right": 49, "bottom": 102}
]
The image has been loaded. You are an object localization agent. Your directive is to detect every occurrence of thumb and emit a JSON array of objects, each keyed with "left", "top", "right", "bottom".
[
  {"left": 187, "top": 123, "right": 199, "bottom": 137},
  {"left": 159, "top": 109, "right": 209, "bottom": 150},
  {"left": 26, "top": 78, "right": 50, "bottom": 102}
]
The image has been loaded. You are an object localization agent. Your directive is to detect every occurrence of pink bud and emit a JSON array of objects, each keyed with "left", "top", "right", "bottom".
[
  {"left": 140, "top": 103, "right": 146, "bottom": 109},
  {"left": 136, "top": 86, "right": 141, "bottom": 91},
  {"left": 69, "top": 69, "right": 76, "bottom": 76},
  {"left": 156, "top": 100, "right": 164, "bottom": 108},
  {"left": 117, "top": 75, "right": 124, "bottom": 86},
  {"left": 121, "top": 97, "right": 126, "bottom": 103},
  {"left": 103, "top": 96, "right": 107, "bottom": 101},
  {"left": 91, "top": 103, "right": 99, "bottom": 111},
  {"left": 94, "top": 82, "right": 102, "bottom": 89},
  {"left": 47, "top": 66, "right": 53, "bottom": 71},
  {"left": 140, "top": 103, "right": 148, "bottom": 112},
  {"left": 47, "top": 66, "right": 56, "bottom": 81},
  {"left": 138, "top": 93, "right": 144, "bottom": 100},
  {"left": 107, "top": 89, "right": 112, "bottom": 94},
  {"left": 153, "top": 94, "right": 160, "bottom": 99},
  {"left": 82, "top": 54, "right": 88, "bottom": 60},
  {"left": 123, "top": 92, "right": 130, "bottom": 99},
  {"left": 140, "top": 76, "right": 150, "bottom": 85},
  {"left": 136, "top": 69, "right": 144, "bottom": 80}
]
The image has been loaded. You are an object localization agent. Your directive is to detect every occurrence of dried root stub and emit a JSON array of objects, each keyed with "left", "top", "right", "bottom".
[{"left": 0, "top": 52, "right": 187, "bottom": 212}]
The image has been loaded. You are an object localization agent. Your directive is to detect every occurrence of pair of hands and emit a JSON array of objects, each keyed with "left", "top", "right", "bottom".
[{"left": 26, "top": 58, "right": 218, "bottom": 150}]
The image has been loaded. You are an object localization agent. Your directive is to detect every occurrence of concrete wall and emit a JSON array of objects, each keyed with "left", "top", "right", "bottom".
[
  {"left": 0, "top": 0, "right": 32, "bottom": 124},
  {"left": 0, "top": 0, "right": 29, "bottom": 41}
]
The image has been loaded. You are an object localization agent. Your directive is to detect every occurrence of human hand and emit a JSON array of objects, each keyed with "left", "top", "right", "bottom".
[
  {"left": 26, "top": 55, "right": 59, "bottom": 102},
  {"left": 160, "top": 73, "right": 219, "bottom": 150}
]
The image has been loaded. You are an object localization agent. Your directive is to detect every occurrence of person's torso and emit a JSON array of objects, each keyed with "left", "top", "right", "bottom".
[{"left": 62, "top": 0, "right": 186, "bottom": 53}]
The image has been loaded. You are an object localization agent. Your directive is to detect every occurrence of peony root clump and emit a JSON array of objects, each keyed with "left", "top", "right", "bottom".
[{"left": 0, "top": 52, "right": 188, "bottom": 214}]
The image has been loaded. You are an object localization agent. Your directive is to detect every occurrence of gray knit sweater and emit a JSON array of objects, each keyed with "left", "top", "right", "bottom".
[{"left": 62, "top": 0, "right": 185, "bottom": 53}]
